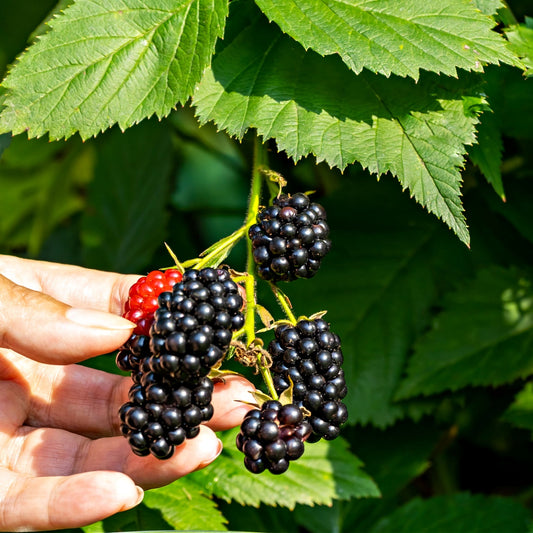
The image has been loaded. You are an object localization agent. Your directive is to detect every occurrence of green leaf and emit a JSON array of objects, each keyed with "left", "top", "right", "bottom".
[
  {"left": 502, "top": 381, "right": 533, "bottom": 432},
  {"left": 470, "top": 0, "right": 504, "bottom": 16},
  {"left": 483, "top": 65, "right": 533, "bottom": 140},
  {"left": 81, "top": 120, "right": 173, "bottom": 273},
  {"left": 369, "top": 493, "right": 531, "bottom": 533},
  {"left": 0, "top": 0, "right": 228, "bottom": 140},
  {"left": 480, "top": 177, "right": 533, "bottom": 247},
  {"left": 295, "top": 420, "right": 439, "bottom": 533},
  {"left": 143, "top": 478, "right": 227, "bottom": 531},
  {"left": 190, "top": 428, "right": 380, "bottom": 508},
  {"left": 505, "top": 17, "right": 533, "bottom": 77},
  {"left": 396, "top": 267, "right": 533, "bottom": 400},
  {"left": 469, "top": 110, "right": 504, "bottom": 199},
  {"left": 284, "top": 175, "right": 470, "bottom": 427},
  {"left": 195, "top": 1, "right": 484, "bottom": 245},
  {"left": 254, "top": 0, "right": 517, "bottom": 80}
]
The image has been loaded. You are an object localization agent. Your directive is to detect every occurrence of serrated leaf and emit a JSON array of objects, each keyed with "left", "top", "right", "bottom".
[
  {"left": 81, "top": 119, "right": 173, "bottom": 273},
  {"left": 0, "top": 0, "right": 228, "bottom": 140},
  {"left": 471, "top": 0, "right": 504, "bottom": 16},
  {"left": 194, "top": 1, "right": 483, "bottom": 245},
  {"left": 396, "top": 267, "right": 533, "bottom": 400},
  {"left": 369, "top": 493, "right": 531, "bottom": 533},
  {"left": 255, "top": 0, "right": 517, "bottom": 80},
  {"left": 29, "top": 0, "right": 75, "bottom": 42},
  {"left": 469, "top": 110, "right": 504, "bottom": 199},
  {"left": 143, "top": 478, "right": 227, "bottom": 531},
  {"left": 190, "top": 428, "right": 379, "bottom": 508},
  {"left": 502, "top": 382, "right": 533, "bottom": 432},
  {"left": 505, "top": 17, "right": 533, "bottom": 77}
]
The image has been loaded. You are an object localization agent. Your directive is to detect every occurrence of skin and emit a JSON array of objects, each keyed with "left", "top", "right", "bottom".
[{"left": 0, "top": 255, "right": 256, "bottom": 532}]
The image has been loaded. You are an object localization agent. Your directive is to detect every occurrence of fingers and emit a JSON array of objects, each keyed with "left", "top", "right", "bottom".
[
  {"left": 13, "top": 349, "right": 255, "bottom": 437},
  {"left": 86, "top": 426, "right": 224, "bottom": 489},
  {"left": 208, "top": 375, "right": 256, "bottom": 431},
  {"left": 0, "top": 468, "right": 142, "bottom": 532},
  {"left": 5, "top": 424, "right": 222, "bottom": 490},
  {"left": 0, "top": 274, "right": 134, "bottom": 364},
  {"left": 0, "top": 254, "right": 140, "bottom": 315}
]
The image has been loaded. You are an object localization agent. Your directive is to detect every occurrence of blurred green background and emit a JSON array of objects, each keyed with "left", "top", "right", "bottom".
[{"left": 2, "top": 1, "right": 533, "bottom": 532}]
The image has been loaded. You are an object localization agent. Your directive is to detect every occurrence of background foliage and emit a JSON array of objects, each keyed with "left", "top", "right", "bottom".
[{"left": 1, "top": 0, "right": 533, "bottom": 531}]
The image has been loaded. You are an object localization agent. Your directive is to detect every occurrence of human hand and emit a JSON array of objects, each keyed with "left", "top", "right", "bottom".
[{"left": 0, "top": 255, "right": 255, "bottom": 532}]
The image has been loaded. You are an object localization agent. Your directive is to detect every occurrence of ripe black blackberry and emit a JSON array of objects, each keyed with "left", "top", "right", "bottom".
[
  {"left": 268, "top": 318, "right": 348, "bottom": 442},
  {"left": 118, "top": 375, "right": 215, "bottom": 459},
  {"left": 119, "top": 267, "right": 245, "bottom": 459},
  {"left": 248, "top": 193, "right": 331, "bottom": 282},
  {"left": 236, "top": 400, "right": 312, "bottom": 474}
]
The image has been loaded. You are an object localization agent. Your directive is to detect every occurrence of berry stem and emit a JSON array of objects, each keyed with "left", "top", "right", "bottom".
[
  {"left": 270, "top": 283, "right": 298, "bottom": 325},
  {"left": 244, "top": 137, "right": 278, "bottom": 400}
]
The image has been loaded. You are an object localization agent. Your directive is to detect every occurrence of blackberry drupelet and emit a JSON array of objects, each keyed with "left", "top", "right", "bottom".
[
  {"left": 236, "top": 400, "right": 312, "bottom": 474},
  {"left": 268, "top": 318, "right": 348, "bottom": 442},
  {"left": 119, "top": 267, "right": 245, "bottom": 459},
  {"left": 248, "top": 193, "right": 331, "bottom": 282}
]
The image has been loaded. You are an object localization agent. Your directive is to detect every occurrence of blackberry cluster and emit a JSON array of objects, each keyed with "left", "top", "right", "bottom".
[
  {"left": 118, "top": 267, "right": 245, "bottom": 459},
  {"left": 269, "top": 318, "right": 348, "bottom": 442},
  {"left": 248, "top": 193, "right": 331, "bottom": 282},
  {"left": 236, "top": 400, "right": 312, "bottom": 474}
]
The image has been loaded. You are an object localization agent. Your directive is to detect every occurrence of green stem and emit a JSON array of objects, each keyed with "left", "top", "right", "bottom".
[
  {"left": 270, "top": 283, "right": 297, "bottom": 325},
  {"left": 194, "top": 225, "right": 247, "bottom": 269},
  {"left": 244, "top": 137, "right": 278, "bottom": 400}
]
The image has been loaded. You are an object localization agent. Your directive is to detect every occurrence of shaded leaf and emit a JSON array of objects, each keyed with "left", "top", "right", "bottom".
[
  {"left": 396, "top": 267, "right": 533, "bottom": 400},
  {"left": 369, "top": 493, "right": 531, "bottom": 533},
  {"left": 505, "top": 17, "right": 533, "bottom": 77},
  {"left": 285, "top": 175, "right": 470, "bottom": 426},
  {"left": 255, "top": 0, "right": 517, "bottom": 80},
  {"left": 469, "top": 110, "right": 504, "bottom": 198},
  {"left": 295, "top": 421, "right": 439, "bottom": 533},
  {"left": 481, "top": 177, "right": 533, "bottom": 247},
  {"left": 483, "top": 66, "right": 533, "bottom": 140},
  {"left": 189, "top": 428, "right": 380, "bottom": 508},
  {"left": 81, "top": 119, "right": 173, "bottom": 273},
  {"left": 143, "top": 478, "right": 227, "bottom": 531},
  {"left": 195, "top": 1, "right": 484, "bottom": 245},
  {"left": 0, "top": 0, "right": 228, "bottom": 140},
  {"left": 502, "top": 381, "right": 533, "bottom": 432}
]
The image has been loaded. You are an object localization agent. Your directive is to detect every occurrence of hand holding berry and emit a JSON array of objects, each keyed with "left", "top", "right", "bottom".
[{"left": 0, "top": 255, "right": 255, "bottom": 532}]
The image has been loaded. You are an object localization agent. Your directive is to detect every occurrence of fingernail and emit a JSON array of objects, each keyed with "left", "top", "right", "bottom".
[
  {"left": 66, "top": 307, "right": 135, "bottom": 330},
  {"left": 134, "top": 485, "right": 144, "bottom": 506},
  {"left": 197, "top": 438, "right": 223, "bottom": 469}
]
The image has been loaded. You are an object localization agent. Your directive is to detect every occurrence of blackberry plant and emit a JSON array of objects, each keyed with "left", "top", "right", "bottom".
[{"left": 115, "top": 148, "right": 348, "bottom": 470}]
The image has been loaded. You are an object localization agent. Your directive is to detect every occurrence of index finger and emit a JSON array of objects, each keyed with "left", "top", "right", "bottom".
[{"left": 0, "top": 254, "right": 140, "bottom": 315}]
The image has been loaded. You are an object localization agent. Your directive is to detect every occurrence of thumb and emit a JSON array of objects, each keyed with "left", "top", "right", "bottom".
[{"left": 0, "top": 274, "right": 134, "bottom": 364}]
